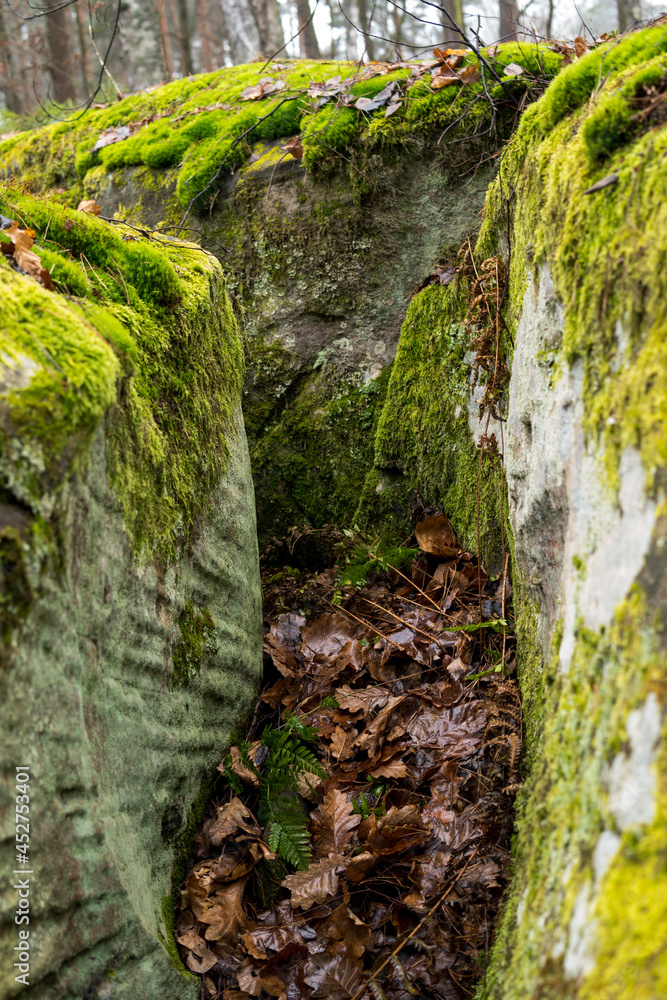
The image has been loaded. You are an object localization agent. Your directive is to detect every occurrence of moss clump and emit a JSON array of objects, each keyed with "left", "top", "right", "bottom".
[
  {"left": 170, "top": 601, "right": 217, "bottom": 688},
  {"left": 479, "top": 26, "right": 667, "bottom": 497},
  {"left": 0, "top": 49, "right": 563, "bottom": 215},
  {"left": 0, "top": 184, "right": 244, "bottom": 559},
  {"left": 359, "top": 281, "right": 507, "bottom": 569}
]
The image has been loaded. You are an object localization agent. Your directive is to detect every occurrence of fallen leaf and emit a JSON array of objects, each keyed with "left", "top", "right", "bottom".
[
  {"left": 310, "top": 788, "right": 361, "bottom": 857},
  {"left": 217, "top": 742, "right": 261, "bottom": 788},
  {"left": 583, "top": 173, "right": 618, "bottom": 195},
  {"left": 322, "top": 903, "right": 370, "bottom": 958},
  {"left": 92, "top": 124, "right": 131, "bottom": 151},
  {"left": 574, "top": 35, "right": 587, "bottom": 58},
  {"left": 304, "top": 949, "right": 364, "bottom": 999},
  {"left": 188, "top": 872, "right": 249, "bottom": 941},
  {"left": 433, "top": 47, "right": 466, "bottom": 65},
  {"left": 77, "top": 199, "right": 101, "bottom": 215},
  {"left": 367, "top": 804, "right": 431, "bottom": 855},
  {"left": 503, "top": 62, "right": 525, "bottom": 77},
  {"left": 344, "top": 850, "right": 377, "bottom": 882},
  {"left": 415, "top": 514, "right": 459, "bottom": 558},
  {"left": 431, "top": 67, "right": 461, "bottom": 88},
  {"left": 283, "top": 136, "right": 303, "bottom": 159},
  {"left": 282, "top": 854, "right": 346, "bottom": 909},
  {"left": 459, "top": 64, "right": 480, "bottom": 85},
  {"left": 207, "top": 797, "right": 261, "bottom": 845},
  {"left": 185, "top": 937, "right": 218, "bottom": 973},
  {"left": 355, "top": 96, "right": 380, "bottom": 111}
]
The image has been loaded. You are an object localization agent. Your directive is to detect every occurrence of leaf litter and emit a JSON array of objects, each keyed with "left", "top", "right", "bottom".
[{"left": 176, "top": 508, "right": 521, "bottom": 999}]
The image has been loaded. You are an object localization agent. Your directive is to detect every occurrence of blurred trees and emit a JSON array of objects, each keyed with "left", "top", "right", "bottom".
[{"left": 0, "top": 0, "right": 660, "bottom": 121}]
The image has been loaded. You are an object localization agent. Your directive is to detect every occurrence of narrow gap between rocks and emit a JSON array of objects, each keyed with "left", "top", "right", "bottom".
[{"left": 174, "top": 499, "right": 521, "bottom": 1000}]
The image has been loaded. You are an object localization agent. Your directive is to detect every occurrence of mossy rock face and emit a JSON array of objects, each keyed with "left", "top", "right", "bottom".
[
  {"left": 0, "top": 191, "right": 262, "bottom": 998},
  {"left": 0, "top": 52, "right": 563, "bottom": 544},
  {"left": 473, "top": 28, "right": 667, "bottom": 999}
]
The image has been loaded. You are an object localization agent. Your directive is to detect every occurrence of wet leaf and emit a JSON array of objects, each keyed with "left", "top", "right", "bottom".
[
  {"left": 415, "top": 515, "right": 459, "bottom": 558},
  {"left": 310, "top": 788, "right": 361, "bottom": 856},
  {"left": 208, "top": 797, "right": 261, "bottom": 845},
  {"left": 367, "top": 804, "right": 431, "bottom": 855},
  {"left": 188, "top": 872, "right": 249, "bottom": 942},
  {"left": 322, "top": 903, "right": 370, "bottom": 958},
  {"left": 304, "top": 949, "right": 364, "bottom": 999},
  {"left": 282, "top": 854, "right": 346, "bottom": 909}
]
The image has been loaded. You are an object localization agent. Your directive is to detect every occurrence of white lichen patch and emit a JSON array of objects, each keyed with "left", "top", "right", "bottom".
[{"left": 607, "top": 692, "right": 662, "bottom": 831}]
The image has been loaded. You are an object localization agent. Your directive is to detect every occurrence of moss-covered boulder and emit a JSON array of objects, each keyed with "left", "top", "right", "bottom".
[
  {"left": 360, "top": 26, "right": 667, "bottom": 998},
  {"left": 0, "top": 190, "right": 262, "bottom": 998},
  {"left": 0, "top": 50, "right": 562, "bottom": 546}
]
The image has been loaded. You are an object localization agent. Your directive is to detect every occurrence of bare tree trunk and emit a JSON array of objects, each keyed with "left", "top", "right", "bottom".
[
  {"left": 209, "top": 0, "right": 229, "bottom": 65},
  {"left": 356, "top": 0, "right": 376, "bottom": 60},
  {"left": 545, "top": 0, "right": 554, "bottom": 37},
  {"left": 295, "top": 0, "right": 320, "bottom": 57},
  {"left": 75, "top": 0, "right": 93, "bottom": 95},
  {"left": 219, "top": 0, "right": 260, "bottom": 62},
  {"left": 0, "top": 2, "right": 23, "bottom": 114},
  {"left": 156, "top": 0, "right": 175, "bottom": 78},
  {"left": 498, "top": 0, "right": 519, "bottom": 41},
  {"left": 175, "top": 0, "right": 194, "bottom": 74},
  {"left": 391, "top": 5, "right": 405, "bottom": 59},
  {"left": 46, "top": 6, "right": 77, "bottom": 103},
  {"left": 195, "top": 0, "right": 214, "bottom": 70},
  {"left": 440, "top": 0, "right": 463, "bottom": 44},
  {"left": 617, "top": 0, "right": 639, "bottom": 31}
]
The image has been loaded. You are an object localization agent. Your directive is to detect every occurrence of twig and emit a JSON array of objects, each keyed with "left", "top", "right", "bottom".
[
  {"left": 89, "top": 10, "right": 124, "bottom": 100},
  {"left": 348, "top": 846, "right": 480, "bottom": 1000},
  {"left": 358, "top": 596, "right": 455, "bottom": 652}
]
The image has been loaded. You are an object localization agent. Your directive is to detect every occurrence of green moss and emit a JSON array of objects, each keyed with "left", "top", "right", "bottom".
[
  {"left": 170, "top": 601, "right": 217, "bottom": 688},
  {"left": 248, "top": 357, "right": 392, "bottom": 547},
  {"left": 0, "top": 49, "right": 563, "bottom": 215},
  {"left": 359, "top": 281, "right": 506, "bottom": 568},
  {"left": 480, "top": 589, "right": 666, "bottom": 999},
  {"left": 0, "top": 183, "right": 244, "bottom": 560},
  {"left": 479, "top": 27, "right": 667, "bottom": 498}
]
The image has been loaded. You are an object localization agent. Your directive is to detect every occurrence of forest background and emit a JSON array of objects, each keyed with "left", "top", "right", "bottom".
[{"left": 0, "top": 0, "right": 664, "bottom": 126}]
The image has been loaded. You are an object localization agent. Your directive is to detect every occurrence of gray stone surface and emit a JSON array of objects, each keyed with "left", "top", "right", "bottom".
[{"left": 0, "top": 406, "right": 262, "bottom": 999}]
